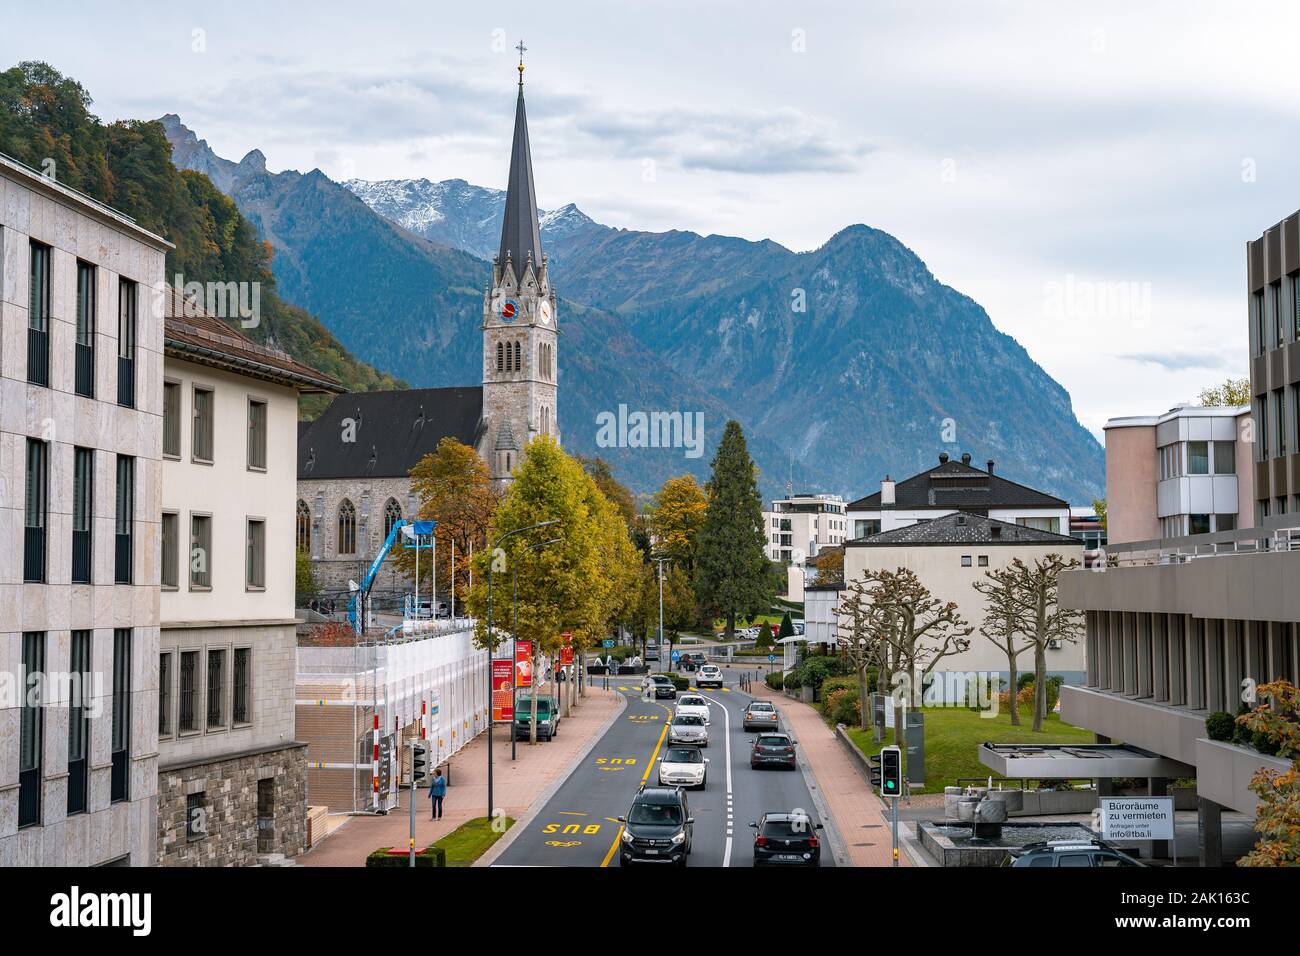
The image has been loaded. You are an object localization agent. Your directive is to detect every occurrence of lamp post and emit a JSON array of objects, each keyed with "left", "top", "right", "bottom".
[
  {"left": 512, "top": 536, "right": 562, "bottom": 761},
  {"left": 486, "top": 519, "right": 559, "bottom": 822},
  {"left": 650, "top": 554, "right": 669, "bottom": 670}
]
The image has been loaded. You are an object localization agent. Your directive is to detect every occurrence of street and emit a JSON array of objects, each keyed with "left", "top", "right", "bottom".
[{"left": 492, "top": 668, "right": 836, "bottom": 867}]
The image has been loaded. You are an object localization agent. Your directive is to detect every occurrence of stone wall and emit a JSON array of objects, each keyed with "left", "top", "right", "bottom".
[
  {"left": 295, "top": 476, "right": 416, "bottom": 597},
  {"left": 158, "top": 742, "right": 307, "bottom": 866}
]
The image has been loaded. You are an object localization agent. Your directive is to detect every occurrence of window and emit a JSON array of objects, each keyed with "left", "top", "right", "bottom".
[
  {"left": 384, "top": 498, "right": 402, "bottom": 538},
  {"left": 247, "top": 399, "right": 268, "bottom": 470},
  {"left": 514, "top": 340, "right": 521, "bottom": 371},
  {"left": 161, "top": 512, "right": 180, "bottom": 589},
  {"left": 961, "top": 555, "right": 972, "bottom": 567},
  {"left": 338, "top": 499, "right": 357, "bottom": 555},
  {"left": 1187, "top": 441, "right": 1209, "bottom": 475},
  {"left": 1157, "top": 443, "right": 1181, "bottom": 480},
  {"left": 978, "top": 555, "right": 989, "bottom": 567},
  {"left": 115, "top": 455, "right": 134, "bottom": 583},
  {"left": 19, "top": 632, "right": 44, "bottom": 828},
  {"left": 68, "top": 630, "right": 91, "bottom": 816},
  {"left": 1253, "top": 290, "right": 1266, "bottom": 356},
  {"left": 1275, "top": 389, "right": 1287, "bottom": 458},
  {"left": 1294, "top": 273, "right": 1300, "bottom": 339},
  {"left": 27, "top": 241, "right": 50, "bottom": 386},
  {"left": 1213, "top": 441, "right": 1235, "bottom": 475},
  {"left": 233, "top": 648, "right": 251, "bottom": 725},
  {"left": 246, "top": 519, "right": 266, "bottom": 589},
  {"left": 75, "top": 261, "right": 96, "bottom": 397},
  {"left": 72, "top": 447, "right": 93, "bottom": 584},
  {"left": 496, "top": 341, "right": 504, "bottom": 372},
  {"left": 24, "top": 439, "right": 48, "bottom": 582},
  {"left": 296, "top": 500, "right": 311, "bottom": 553},
  {"left": 190, "top": 514, "right": 212, "bottom": 588},
  {"left": 159, "top": 651, "right": 173, "bottom": 737},
  {"left": 117, "top": 279, "right": 136, "bottom": 407},
  {"left": 1215, "top": 513, "right": 1236, "bottom": 533},
  {"left": 111, "top": 629, "right": 130, "bottom": 802},
  {"left": 163, "top": 381, "right": 181, "bottom": 457},
  {"left": 207, "top": 648, "right": 226, "bottom": 729},
  {"left": 179, "top": 651, "right": 199, "bottom": 733},
  {"left": 1189, "top": 514, "right": 1211, "bottom": 535},
  {"left": 1016, "top": 516, "right": 1061, "bottom": 534},
  {"left": 192, "top": 386, "right": 214, "bottom": 462}
]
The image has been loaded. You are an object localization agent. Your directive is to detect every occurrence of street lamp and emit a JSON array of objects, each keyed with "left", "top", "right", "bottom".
[
  {"left": 486, "top": 519, "right": 559, "bottom": 822},
  {"left": 650, "top": 553, "right": 669, "bottom": 671},
  {"left": 512, "top": 536, "right": 562, "bottom": 761}
]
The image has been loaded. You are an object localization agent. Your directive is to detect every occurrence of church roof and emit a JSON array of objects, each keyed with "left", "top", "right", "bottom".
[
  {"left": 494, "top": 419, "right": 520, "bottom": 451},
  {"left": 498, "top": 76, "right": 543, "bottom": 270},
  {"left": 297, "top": 387, "right": 484, "bottom": 480}
]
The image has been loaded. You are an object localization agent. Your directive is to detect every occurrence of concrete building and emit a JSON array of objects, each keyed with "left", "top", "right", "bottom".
[
  {"left": 1, "top": 153, "right": 169, "bottom": 865},
  {"left": 847, "top": 452, "right": 1071, "bottom": 540},
  {"left": 296, "top": 62, "right": 558, "bottom": 601},
  {"left": 1248, "top": 210, "right": 1300, "bottom": 523},
  {"left": 156, "top": 288, "right": 340, "bottom": 866},
  {"left": 842, "top": 512, "right": 1087, "bottom": 699},
  {"left": 763, "top": 493, "right": 848, "bottom": 564},
  {"left": 1103, "top": 405, "right": 1253, "bottom": 545}
]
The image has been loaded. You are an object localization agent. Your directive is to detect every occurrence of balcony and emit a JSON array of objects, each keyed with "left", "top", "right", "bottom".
[
  {"left": 27, "top": 326, "right": 48, "bottom": 386},
  {"left": 23, "top": 526, "right": 45, "bottom": 582}
]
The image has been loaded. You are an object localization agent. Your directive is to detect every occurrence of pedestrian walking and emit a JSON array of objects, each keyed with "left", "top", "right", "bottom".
[{"left": 429, "top": 767, "right": 446, "bottom": 820}]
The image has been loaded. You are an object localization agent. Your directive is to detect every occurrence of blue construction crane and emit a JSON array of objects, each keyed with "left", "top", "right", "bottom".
[{"left": 349, "top": 518, "right": 436, "bottom": 634}]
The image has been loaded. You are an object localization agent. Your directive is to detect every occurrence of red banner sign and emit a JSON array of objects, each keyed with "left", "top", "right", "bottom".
[
  {"left": 515, "top": 641, "right": 533, "bottom": 689},
  {"left": 560, "top": 645, "right": 574, "bottom": 666},
  {"left": 492, "top": 660, "right": 514, "bottom": 722}
]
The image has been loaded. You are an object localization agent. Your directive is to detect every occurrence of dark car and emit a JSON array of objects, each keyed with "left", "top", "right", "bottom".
[
  {"left": 750, "top": 732, "right": 797, "bottom": 770},
  {"left": 647, "top": 675, "right": 677, "bottom": 700},
  {"left": 1003, "top": 839, "right": 1145, "bottom": 867},
  {"left": 750, "top": 811, "right": 823, "bottom": 867},
  {"left": 618, "top": 786, "right": 693, "bottom": 866},
  {"left": 678, "top": 652, "right": 707, "bottom": 671}
]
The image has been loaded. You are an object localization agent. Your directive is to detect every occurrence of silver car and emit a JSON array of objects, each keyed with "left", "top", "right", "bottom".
[{"left": 667, "top": 713, "right": 709, "bottom": 747}]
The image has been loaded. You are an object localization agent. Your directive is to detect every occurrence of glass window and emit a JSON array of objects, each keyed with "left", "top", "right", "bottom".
[
  {"left": 338, "top": 500, "right": 357, "bottom": 555},
  {"left": 75, "top": 261, "right": 96, "bottom": 397},
  {"left": 1187, "top": 441, "right": 1209, "bottom": 475},
  {"left": 159, "top": 651, "right": 172, "bottom": 737},
  {"left": 72, "top": 447, "right": 93, "bottom": 584},
  {"left": 978, "top": 555, "right": 989, "bottom": 567},
  {"left": 161, "top": 512, "right": 179, "bottom": 589},
  {"left": 1189, "top": 514, "right": 1211, "bottom": 535},
  {"left": 19, "top": 632, "right": 45, "bottom": 828},
  {"left": 24, "top": 439, "right": 48, "bottom": 583},
  {"left": 190, "top": 515, "right": 212, "bottom": 588},
  {"left": 1058, "top": 854, "right": 1092, "bottom": 867},
  {"left": 384, "top": 498, "right": 402, "bottom": 538},
  {"left": 233, "top": 648, "right": 251, "bottom": 724},
  {"left": 246, "top": 519, "right": 265, "bottom": 589},
  {"left": 115, "top": 456, "right": 134, "bottom": 584},
  {"left": 163, "top": 382, "right": 181, "bottom": 457},
  {"left": 207, "top": 648, "right": 226, "bottom": 729},
  {"left": 1214, "top": 513, "right": 1236, "bottom": 533},
  {"left": 296, "top": 500, "right": 311, "bottom": 553},
  {"left": 1275, "top": 389, "right": 1287, "bottom": 458},
  {"left": 117, "top": 279, "right": 136, "bottom": 407},
  {"left": 1213, "top": 441, "right": 1235, "bottom": 475},
  {"left": 192, "top": 387, "right": 214, "bottom": 462},
  {"left": 111, "top": 629, "right": 130, "bottom": 802},
  {"left": 961, "top": 555, "right": 972, "bottom": 567},
  {"left": 179, "top": 651, "right": 198, "bottom": 733},
  {"left": 68, "top": 630, "right": 91, "bottom": 816},
  {"left": 247, "top": 399, "right": 267, "bottom": 470}
]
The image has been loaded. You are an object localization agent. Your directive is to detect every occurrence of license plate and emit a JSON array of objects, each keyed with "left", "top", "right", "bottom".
[
  {"left": 644, "top": 848, "right": 658, "bottom": 855},
  {"left": 776, "top": 854, "right": 801, "bottom": 861}
]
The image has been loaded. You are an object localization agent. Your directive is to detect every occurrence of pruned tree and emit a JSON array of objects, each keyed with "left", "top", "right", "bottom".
[
  {"left": 833, "top": 576, "right": 891, "bottom": 730},
  {"left": 972, "top": 565, "right": 1033, "bottom": 724}
]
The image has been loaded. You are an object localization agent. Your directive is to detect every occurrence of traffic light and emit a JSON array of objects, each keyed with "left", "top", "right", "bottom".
[
  {"left": 411, "top": 742, "right": 428, "bottom": 784},
  {"left": 879, "top": 745, "right": 902, "bottom": 798}
]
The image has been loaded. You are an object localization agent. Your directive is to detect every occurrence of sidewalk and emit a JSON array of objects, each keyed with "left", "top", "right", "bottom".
[
  {"left": 749, "top": 683, "right": 913, "bottom": 867},
  {"left": 297, "top": 688, "right": 622, "bottom": 866}
]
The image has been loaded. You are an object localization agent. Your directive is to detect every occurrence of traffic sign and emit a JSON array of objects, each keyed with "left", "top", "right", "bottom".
[
  {"left": 767, "top": 654, "right": 775, "bottom": 663},
  {"left": 602, "top": 639, "right": 614, "bottom": 648},
  {"left": 671, "top": 650, "right": 681, "bottom": 661}
]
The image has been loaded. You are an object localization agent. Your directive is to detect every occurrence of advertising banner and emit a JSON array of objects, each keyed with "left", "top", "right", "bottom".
[
  {"left": 492, "top": 659, "right": 514, "bottom": 722},
  {"left": 515, "top": 640, "right": 533, "bottom": 688}
]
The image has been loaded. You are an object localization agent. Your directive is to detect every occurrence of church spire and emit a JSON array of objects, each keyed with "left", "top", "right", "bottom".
[{"left": 499, "top": 40, "right": 543, "bottom": 271}]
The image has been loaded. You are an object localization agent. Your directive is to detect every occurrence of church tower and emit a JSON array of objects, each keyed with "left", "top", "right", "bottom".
[{"left": 482, "top": 41, "right": 559, "bottom": 484}]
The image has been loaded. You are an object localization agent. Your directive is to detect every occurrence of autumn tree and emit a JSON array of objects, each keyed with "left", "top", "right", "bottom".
[
  {"left": 648, "top": 474, "right": 708, "bottom": 571},
  {"left": 577, "top": 456, "right": 637, "bottom": 530},
  {"left": 1235, "top": 680, "right": 1300, "bottom": 867},
  {"left": 694, "top": 422, "right": 772, "bottom": 638},
  {"left": 1198, "top": 377, "right": 1251, "bottom": 408},
  {"left": 811, "top": 547, "right": 845, "bottom": 585},
  {"left": 399, "top": 437, "right": 500, "bottom": 610},
  {"left": 972, "top": 566, "right": 1032, "bottom": 724}
]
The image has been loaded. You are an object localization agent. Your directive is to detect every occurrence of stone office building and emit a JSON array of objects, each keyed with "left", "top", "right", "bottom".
[{"left": 1, "top": 153, "right": 168, "bottom": 866}]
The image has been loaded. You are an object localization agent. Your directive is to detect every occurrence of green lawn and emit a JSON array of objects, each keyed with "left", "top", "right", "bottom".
[
  {"left": 431, "top": 816, "right": 514, "bottom": 867},
  {"left": 844, "top": 704, "right": 1097, "bottom": 792}
]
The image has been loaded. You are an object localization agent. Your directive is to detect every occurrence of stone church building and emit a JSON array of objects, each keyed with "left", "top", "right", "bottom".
[{"left": 296, "top": 61, "right": 559, "bottom": 596}]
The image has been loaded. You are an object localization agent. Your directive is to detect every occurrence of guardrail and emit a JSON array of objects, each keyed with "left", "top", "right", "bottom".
[{"left": 1100, "top": 517, "right": 1300, "bottom": 568}]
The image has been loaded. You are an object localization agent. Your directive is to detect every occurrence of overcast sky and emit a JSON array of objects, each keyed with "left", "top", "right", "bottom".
[{"left": 8, "top": 0, "right": 1297, "bottom": 437}]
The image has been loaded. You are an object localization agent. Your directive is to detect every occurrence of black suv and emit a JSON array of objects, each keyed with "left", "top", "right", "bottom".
[
  {"left": 1003, "top": 839, "right": 1145, "bottom": 867},
  {"left": 647, "top": 674, "right": 677, "bottom": 700},
  {"left": 750, "top": 732, "right": 797, "bottom": 770},
  {"left": 618, "top": 786, "right": 693, "bottom": 866},
  {"left": 751, "top": 811, "right": 823, "bottom": 867}
]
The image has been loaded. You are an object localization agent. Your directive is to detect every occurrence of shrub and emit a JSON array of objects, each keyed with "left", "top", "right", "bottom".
[
  {"left": 1251, "top": 728, "right": 1282, "bottom": 756},
  {"left": 824, "top": 686, "right": 861, "bottom": 726},
  {"left": 366, "top": 846, "right": 446, "bottom": 867},
  {"left": 789, "top": 655, "right": 847, "bottom": 695},
  {"left": 1205, "top": 711, "right": 1235, "bottom": 742},
  {"left": 783, "top": 671, "right": 803, "bottom": 690},
  {"left": 765, "top": 671, "right": 784, "bottom": 690}
]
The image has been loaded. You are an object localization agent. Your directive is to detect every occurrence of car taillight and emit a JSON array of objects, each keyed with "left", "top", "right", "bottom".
[
  {"left": 808, "top": 836, "right": 819, "bottom": 848},
  {"left": 755, "top": 836, "right": 767, "bottom": 847}
]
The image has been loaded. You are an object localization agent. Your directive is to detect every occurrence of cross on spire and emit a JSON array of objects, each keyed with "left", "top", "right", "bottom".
[{"left": 516, "top": 40, "right": 527, "bottom": 88}]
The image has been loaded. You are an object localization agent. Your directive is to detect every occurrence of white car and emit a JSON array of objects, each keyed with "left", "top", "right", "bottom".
[
  {"left": 675, "top": 695, "right": 711, "bottom": 724},
  {"left": 658, "top": 745, "right": 709, "bottom": 789},
  {"left": 696, "top": 664, "right": 724, "bottom": 688},
  {"left": 668, "top": 713, "right": 709, "bottom": 747}
]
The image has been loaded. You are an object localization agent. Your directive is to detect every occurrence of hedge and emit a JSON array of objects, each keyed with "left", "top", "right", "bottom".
[
  {"left": 652, "top": 672, "right": 689, "bottom": 691},
  {"left": 765, "top": 671, "right": 784, "bottom": 690},
  {"left": 366, "top": 846, "right": 447, "bottom": 868}
]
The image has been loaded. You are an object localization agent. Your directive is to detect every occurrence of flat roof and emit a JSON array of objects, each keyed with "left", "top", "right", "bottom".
[
  {"left": 1105, "top": 405, "right": 1248, "bottom": 430},
  {"left": 979, "top": 743, "right": 1194, "bottom": 779}
]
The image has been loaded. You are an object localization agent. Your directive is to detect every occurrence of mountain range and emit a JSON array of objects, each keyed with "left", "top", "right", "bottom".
[{"left": 162, "top": 116, "right": 1104, "bottom": 505}]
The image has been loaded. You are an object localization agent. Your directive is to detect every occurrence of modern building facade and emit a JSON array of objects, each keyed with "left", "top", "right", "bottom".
[
  {"left": 1, "top": 154, "right": 168, "bottom": 866},
  {"left": 156, "top": 288, "right": 340, "bottom": 866},
  {"left": 1248, "top": 210, "right": 1300, "bottom": 523},
  {"left": 847, "top": 452, "right": 1071, "bottom": 540},
  {"left": 1103, "top": 405, "right": 1252, "bottom": 545},
  {"left": 763, "top": 493, "right": 848, "bottom": 563},
  {"left": 842, "top": 512, "right": 1087, "bottom": 699}
]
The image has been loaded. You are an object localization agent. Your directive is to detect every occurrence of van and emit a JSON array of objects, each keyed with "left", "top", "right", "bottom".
[{"left": 513, "top": 694, "right": 560, "bottom": 741}]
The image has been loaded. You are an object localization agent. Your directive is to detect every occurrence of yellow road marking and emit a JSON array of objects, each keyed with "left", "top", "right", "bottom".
[
  {"left": 603, "top": 702, "right": 673, "bottom": 869},
  {"left": 557, "top": 811, "right": 587, "bottom": 816},
  {"left": 601, "top": 826, "right": 624, "bottom": 866}
]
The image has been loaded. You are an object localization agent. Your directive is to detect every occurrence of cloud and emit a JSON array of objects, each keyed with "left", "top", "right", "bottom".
[{"left": 1119, "top": 350, "right": 1230, "bottom": 372}]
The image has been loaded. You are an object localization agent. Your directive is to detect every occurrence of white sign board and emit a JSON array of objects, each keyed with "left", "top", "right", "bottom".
[{"left": 1099, "top": 797, "right": 1175, "bottom": 841}]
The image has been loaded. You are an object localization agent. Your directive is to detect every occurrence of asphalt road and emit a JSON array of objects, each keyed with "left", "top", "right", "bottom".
[{"left": 492, "top": 667, "right": 836, "bottom": 867}]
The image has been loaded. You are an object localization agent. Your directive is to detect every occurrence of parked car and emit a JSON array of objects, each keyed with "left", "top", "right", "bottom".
[
  {"left": 618, "top": 786, "right": 693, "bottom": 866},
  {"left": 657, "top": 746, "right": 708, "bottom": 789},
  {"left": 645, "top": 674, "right": 677, "bottom": 700},
  {"left": 696, "top": 664, "right": 724, "bottom": 688},
  {"left": 742, "top": 700, "right": 779, "bottom": 731},
  {"left": 678, "top": 651, "right": 706, "bottom": 671},
  {"left": 750, "top": 811, "right": 823, "bottom": 867},
  {"left": 1003, "top": 839, "right": 1145, "bottom": 867},
  {"left": 513, "top": 694, "right": 560, "bottom": 741},
  {"left": 750, "top": 732, "right": 797, "bottom": 770},
  {"left": 668, "top": 713, "right": 709, "bottom": 747},
  {"left": 674, "top": 694, "right": 711, "bottom": 724}
]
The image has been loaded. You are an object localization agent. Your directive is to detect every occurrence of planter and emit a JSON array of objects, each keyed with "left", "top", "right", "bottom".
[{"left": 800, "top": 686, "right": 815, "bottom": 703}]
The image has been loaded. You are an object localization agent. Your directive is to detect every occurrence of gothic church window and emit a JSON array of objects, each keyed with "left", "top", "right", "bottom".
[
  {"left": 384, "top": 498, "right": 402, "bottom": 538},
  {"left": 496, "top": 341, "right": 504, "bottom": 372},
  {"left": 296, "top": 500, "right": 311, "bottom": 553},
  {"left": 338, "top": 499, "right": 357, "bottom": 555}
]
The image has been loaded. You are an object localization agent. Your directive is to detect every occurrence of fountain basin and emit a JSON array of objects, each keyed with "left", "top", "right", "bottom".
[{"left": 917, "top": 821, "right": 1095, "bottom": 867}]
